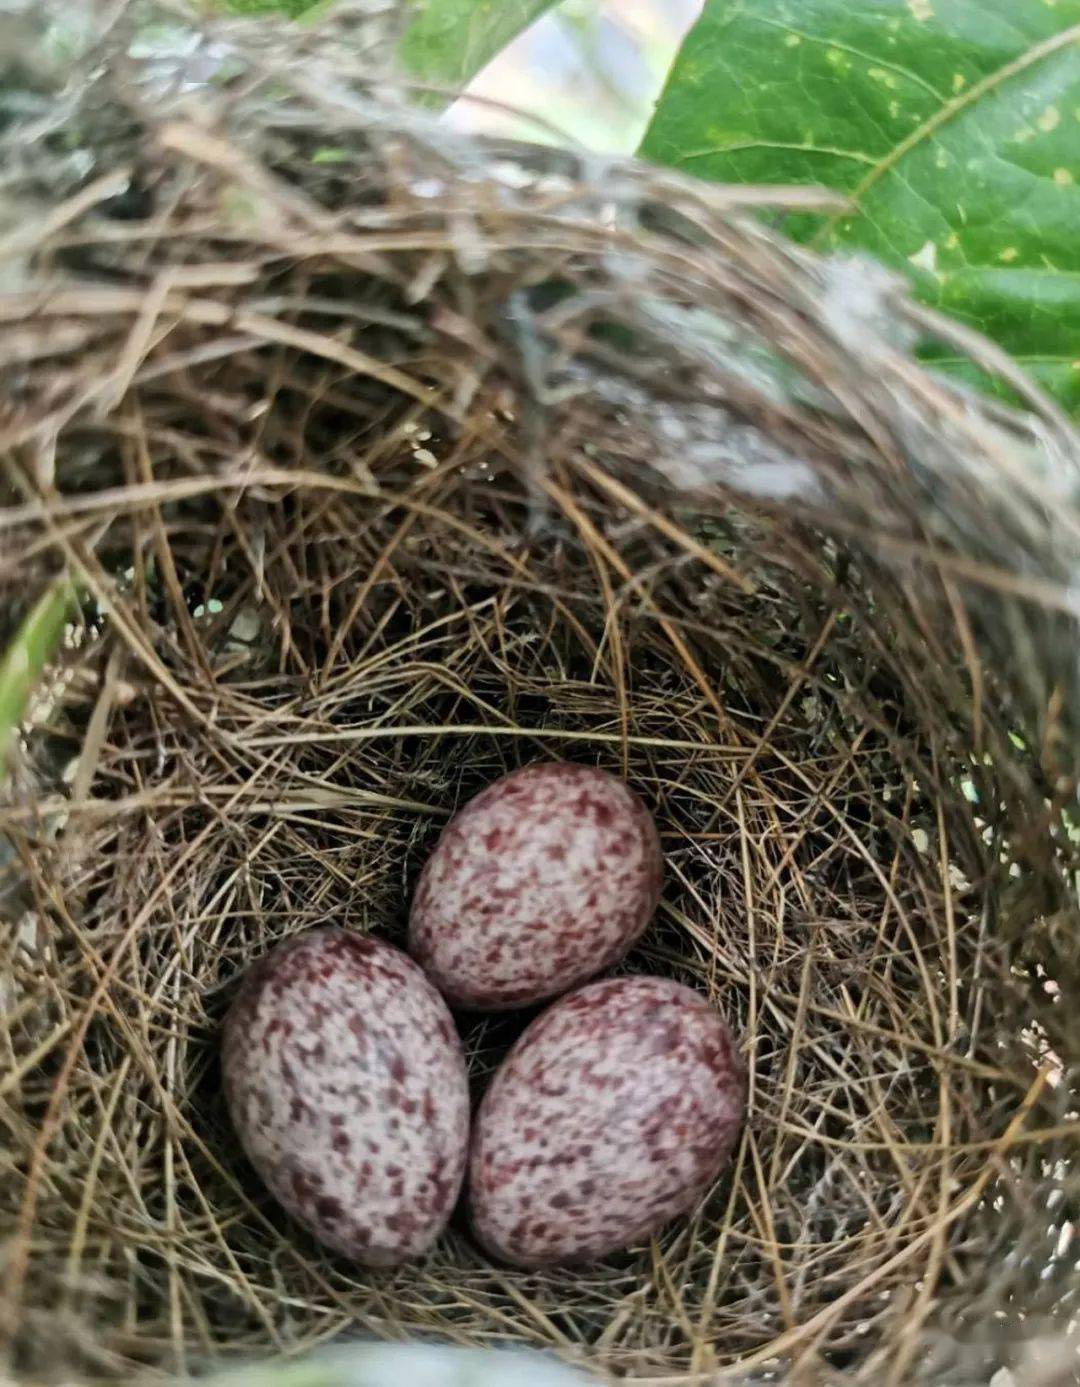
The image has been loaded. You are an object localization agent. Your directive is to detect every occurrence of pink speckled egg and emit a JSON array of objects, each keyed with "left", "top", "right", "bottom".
[
  {"left": 222, "top": 928, "right": 469, "bottom": 1266},
  {"left": 468, "top": 976, "right": 745, "bottom": 1267},
  {"left": 408, "top": 763, "right": 663, "bottom": 1010}
]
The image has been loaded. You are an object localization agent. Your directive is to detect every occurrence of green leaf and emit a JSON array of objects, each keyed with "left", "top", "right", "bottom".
[
  {"left": 221, "top": 0, "right": 559, "bottom": 106},
  {"left": 398, "top": 0, "right": 558, "bottom": 95},
  {"left": 223, "top": 0, "right": 322, "bottom": 16},
  {"left": 640, "top": 0, "right": 1080, "bottom": 411},
  {"left": 0, "top": 579, "right": 76, "bottom": 774}
]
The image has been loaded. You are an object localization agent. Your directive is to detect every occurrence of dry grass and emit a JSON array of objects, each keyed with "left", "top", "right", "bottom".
[{"left": 0, "top": 3, "right": 1078, "bottom": 1383}]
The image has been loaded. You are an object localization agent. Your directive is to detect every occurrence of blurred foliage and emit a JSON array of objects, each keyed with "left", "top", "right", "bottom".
[
  {"left": 224, "top": 0, "right": 559, "bottom": 96},
  {"left": 441, "top": 1, "right": 700, "bottom": 153},
  {"left": 224, "top": 0, "right": 321, "bottom": 15},
  {"left": 399, "top": 0, "right": 557, "bottom": 93}
]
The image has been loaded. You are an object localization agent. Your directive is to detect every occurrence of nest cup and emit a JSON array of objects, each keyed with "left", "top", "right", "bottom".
[{"left": 2, "top": 4, "right": 1079, "bottom": 1382}]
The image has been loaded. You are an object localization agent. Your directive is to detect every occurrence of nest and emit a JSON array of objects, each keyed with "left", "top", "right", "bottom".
[{"left": 1, "top": 3, "right": 1079, "bottom": 1383}]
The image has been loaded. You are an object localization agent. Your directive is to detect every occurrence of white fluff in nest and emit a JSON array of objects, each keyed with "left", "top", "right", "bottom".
[
  {"left": 583, "top": 371, "right": 821, "bottom": 502},
  {"left": 817, "top": 254, "right": 917, "bottom": 361}
]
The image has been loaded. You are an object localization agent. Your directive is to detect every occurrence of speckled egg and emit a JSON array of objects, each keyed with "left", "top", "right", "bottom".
[
  {"left": 222, "top": 928, "right": 469, "bottom": 1266},
  {"left": 409, "top": 763, "right": 663, "bottom": 1010},
  {"left": 468, "top": 976, "right": 745, "bottom": 1267}
]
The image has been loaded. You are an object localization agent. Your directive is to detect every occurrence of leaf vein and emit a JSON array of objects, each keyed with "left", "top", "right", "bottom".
[
  {"left": 677, "top": 140, "right": 877, "bottom": 167},
  {"left": 752, "top": 14, "right": 946, "bottom": 101},
  {"left": 815, "top": 22, "right": 1080, "bottom": 243}
]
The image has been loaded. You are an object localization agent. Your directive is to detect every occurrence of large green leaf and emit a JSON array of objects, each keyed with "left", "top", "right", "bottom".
[
  {"left": 640, "top": 0, "right": 1080, "bottom": 410},
  {"left": 398, "top": 0, "right": 558, "bottom": 93}
]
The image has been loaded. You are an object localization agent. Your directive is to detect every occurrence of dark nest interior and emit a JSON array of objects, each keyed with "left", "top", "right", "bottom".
[{"left": 1, "top": 4, "right": 1079, "bottom": 1384}]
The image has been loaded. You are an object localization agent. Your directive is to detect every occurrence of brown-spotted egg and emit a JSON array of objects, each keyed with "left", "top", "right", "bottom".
[
  {"left": 222, "top": 928, "right": 469, "bottom": 1266},
  {"left": 409, "top": 763, "right": 662, "bottom": 1010},
  {"left": 468, "top": 975, "right": 745, "bottom": 1267}
]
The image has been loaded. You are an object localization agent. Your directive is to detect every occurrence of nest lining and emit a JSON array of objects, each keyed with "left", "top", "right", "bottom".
[{"left": 1, "top": 4, "right": 1079, "bottom": 1384}]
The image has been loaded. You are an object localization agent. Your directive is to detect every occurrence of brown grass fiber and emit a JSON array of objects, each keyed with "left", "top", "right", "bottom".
[{"left": 0, "top": 3, "right": 1078, "bottom": 1383}]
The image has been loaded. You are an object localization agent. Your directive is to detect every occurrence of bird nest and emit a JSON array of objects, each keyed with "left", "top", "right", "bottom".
[{"left": 1, "top": 4, "right": 1079, "bottom": 1384}]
